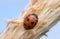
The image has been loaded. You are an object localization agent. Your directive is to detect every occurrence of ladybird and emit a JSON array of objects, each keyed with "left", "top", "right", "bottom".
[{"left": 23, "top": 14, "right": 38, "bottom": 30}]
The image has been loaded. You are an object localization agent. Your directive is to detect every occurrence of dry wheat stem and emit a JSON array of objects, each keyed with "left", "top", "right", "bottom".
[{"left": 0, "top": 0, "right": 60, "bottom": 39}]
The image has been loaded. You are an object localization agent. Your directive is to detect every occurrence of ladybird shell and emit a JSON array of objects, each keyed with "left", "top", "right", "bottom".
[{"left": 23, "top": 14, "right": 38, "bottom": 30}]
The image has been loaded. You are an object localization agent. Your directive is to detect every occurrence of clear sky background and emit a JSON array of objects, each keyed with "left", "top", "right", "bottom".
[{"left": 0, "top": 0, "right": 60, "bottom": 39}]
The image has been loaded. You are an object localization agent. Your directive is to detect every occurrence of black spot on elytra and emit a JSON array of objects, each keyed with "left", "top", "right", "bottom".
[
  {"left": 28, "top": 26, "right": 31, "bottom": 29},
  {"left": 26, "top": 17, "right": 29, "bottom": 21},
  {"left": 34, "top": 23, "right": 36, "bottom": 25},
  {"left": 31, "top": 22, "right": 34, "bottom": 25},
  {"left": 24, "top": 23, "right": 26, "bottom": 26}
]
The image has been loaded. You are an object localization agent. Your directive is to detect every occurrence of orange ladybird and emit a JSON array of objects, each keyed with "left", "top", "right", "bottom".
[{"left": 23, "top": 14, "right": 38, "bottom": 30}]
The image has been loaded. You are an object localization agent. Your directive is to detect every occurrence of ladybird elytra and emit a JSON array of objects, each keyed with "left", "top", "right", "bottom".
[{"left": 23, "top": 14, "right": 38, "bottom": 30}]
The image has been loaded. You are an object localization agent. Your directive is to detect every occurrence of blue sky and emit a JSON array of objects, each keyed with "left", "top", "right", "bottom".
[{"left": 0, "top": 0, "right": 60, "bottom": 39}]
